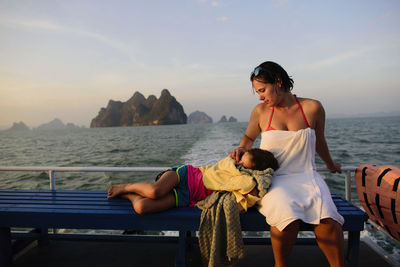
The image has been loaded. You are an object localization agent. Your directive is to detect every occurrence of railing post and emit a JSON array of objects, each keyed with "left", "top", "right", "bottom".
[
  {"left": 48, "top": 170, "right": 56, "bottom": 190},
  {"left": 345, "top": 170, "right": 352, "bottom": 202},
  {"left": 48, "top": 170, "right": 57, "bottom": 234}
]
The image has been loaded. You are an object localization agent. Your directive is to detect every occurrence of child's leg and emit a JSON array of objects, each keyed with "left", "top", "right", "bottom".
[
  {"left": 132, "top": 192, "right": 176, "bottom": 214},
  {"left": 107, "top": 170, "right": 179, "bottom": 199},
  {"left": 125, "top": 170, "right": 178, "bottom": 199},
  {"left": 108, "top": 184, "right": 129, "bottom": 198},
  {"left": 121, "top": 192, "right": 144, "bottom": 203}
]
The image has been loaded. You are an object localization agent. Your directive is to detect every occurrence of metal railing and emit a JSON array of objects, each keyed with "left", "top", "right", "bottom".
[{"left": 0, "top": 165, "right": 357, "bottom": 201}]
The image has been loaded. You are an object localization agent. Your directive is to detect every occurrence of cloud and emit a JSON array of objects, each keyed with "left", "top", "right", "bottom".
[
  {"left": 368, "top": 11, "right": 393, "bottom": 26},
  {"left": 197, "top": 0, "right": 226, "bottom": 7},
  {"left": 216, "top": 16, "right": 229, "bottom": 22},
  {"left": 0, "top": 17, "right": 137, "bottom": 62},
  {"left": 273, "top": 0, "right": 289, "bottom": 7},
  {"left": 302, "top": 47, "right": 374, "bottom": 71}
]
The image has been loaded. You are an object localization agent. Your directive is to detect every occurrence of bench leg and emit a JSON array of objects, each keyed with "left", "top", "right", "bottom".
[
  {"left": 175, "top": 230, "right": 188, "bottom": 267},
  {"left": 38, "top": 228, "right": 49, "bottom": 246},
  {"left": 345, "top": 231, "right": 360, "bottom": 267},
  {"left": 0, "top": 227, "right": 12, "bottom": 267}
]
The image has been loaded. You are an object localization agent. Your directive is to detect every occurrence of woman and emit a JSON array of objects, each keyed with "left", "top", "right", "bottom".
[{"left": 230, "top": 61, "right": 344, "bottom": 267}]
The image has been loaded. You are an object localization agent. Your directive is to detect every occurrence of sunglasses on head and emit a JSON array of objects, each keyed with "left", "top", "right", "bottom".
[{"left": 250, "top": 66, "right": 268, "bottom": 79}]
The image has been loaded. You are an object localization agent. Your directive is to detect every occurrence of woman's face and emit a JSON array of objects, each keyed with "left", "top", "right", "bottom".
[{"left": 252, "top": 79, "right": 282, "bottom": 107}]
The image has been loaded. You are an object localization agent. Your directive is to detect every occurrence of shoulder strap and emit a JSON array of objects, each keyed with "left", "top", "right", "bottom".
[
  {"left": 294, "top": 95, "right": 310, "bottom": 128},
  {"left": 266, "top": 107, "right": 274, "bottom": 131}
]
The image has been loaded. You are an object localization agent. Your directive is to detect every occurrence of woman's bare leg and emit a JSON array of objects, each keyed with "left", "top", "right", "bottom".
[
  {"left": 313, "top": 218, "right": 344, "bottom": 267},
  {"left": 270, "top": 220, "right": 300, "bottom": 267},
  {"left": 108, "top": 170, "right": 179, "bottom": 199}
]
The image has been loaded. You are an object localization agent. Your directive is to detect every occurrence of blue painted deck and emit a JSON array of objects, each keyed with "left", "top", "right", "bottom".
[{"left": 0, "top": 189, "right": 368, "bottom": 266}]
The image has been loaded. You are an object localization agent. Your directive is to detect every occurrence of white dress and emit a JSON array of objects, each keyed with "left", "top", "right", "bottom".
[{"left": 258, "top": 127, "right": 344, "bottom": 231}]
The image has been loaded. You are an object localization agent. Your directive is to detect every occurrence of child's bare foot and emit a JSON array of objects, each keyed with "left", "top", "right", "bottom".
[{"left": 107, "top": 184, "right": 128, "bottom": 199}]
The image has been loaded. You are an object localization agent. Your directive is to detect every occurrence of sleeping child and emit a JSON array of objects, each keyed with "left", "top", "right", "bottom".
[{"left": 107, "top": 148, "right": 278, "bottom": 214}]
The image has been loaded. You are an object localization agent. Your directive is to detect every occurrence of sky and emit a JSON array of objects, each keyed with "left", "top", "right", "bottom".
[{"left": 0, "top": 0, "right": 399, "bottom": 128}]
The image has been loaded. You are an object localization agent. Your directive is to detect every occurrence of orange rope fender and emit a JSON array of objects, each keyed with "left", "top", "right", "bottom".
[{"left": 355, "top": 164, "right": 400, "bottom": 241}]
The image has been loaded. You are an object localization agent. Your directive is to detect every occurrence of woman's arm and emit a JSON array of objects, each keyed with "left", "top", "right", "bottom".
[
  {"left": 230, "top": 106, "right": 261, "bottom": 161},
  {"left": 313, "top": 101, "right": 342, "bottom": 173}
]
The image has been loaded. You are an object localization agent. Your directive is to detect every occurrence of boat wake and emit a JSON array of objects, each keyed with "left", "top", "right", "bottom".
[{"left": 182, "top": 123, "right": 245, "bottom": 166}]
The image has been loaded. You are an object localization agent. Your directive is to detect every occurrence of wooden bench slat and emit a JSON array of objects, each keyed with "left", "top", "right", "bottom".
[
  {"left": 0, "top": 207, "right": 131, "bottom": 215},
  {"left": 0, "top": 189, "right": 105, "bottom": 193},
  {"left": 0, "top": 191, "right": 106, "bottom": 197},
  {"left": 0, "top": 203, "right": 130, "bottom": 210},
  {"left": 0, "top": 197, "right": 128, "bottom": 205},
  {"left": 0, "top": 195, "right": 113, "bottom": 200},
  {"left": 0, "top": 204, "right": 132, "bottom": 211}
]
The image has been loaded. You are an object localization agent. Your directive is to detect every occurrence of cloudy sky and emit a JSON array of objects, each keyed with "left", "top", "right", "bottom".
[{"left": 0, "top": 0, "right": 399, "bottom": 128}]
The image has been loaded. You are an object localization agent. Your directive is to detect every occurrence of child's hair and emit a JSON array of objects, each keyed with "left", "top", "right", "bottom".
[{"left": 247, "top": 148, "right": 279, "bottom": 171}]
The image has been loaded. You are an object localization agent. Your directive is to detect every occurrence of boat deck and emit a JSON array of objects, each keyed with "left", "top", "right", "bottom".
[{"left": 13, "top": 238, "right": 392, "bottom": 267}]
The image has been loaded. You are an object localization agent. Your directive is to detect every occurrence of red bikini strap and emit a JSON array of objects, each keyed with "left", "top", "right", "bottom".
[
  {"left": 266, "top": 106, "right": 274, "bottom": 131},
  {"left": 294, "top": 95, "right": 310, "bottom": 127}
]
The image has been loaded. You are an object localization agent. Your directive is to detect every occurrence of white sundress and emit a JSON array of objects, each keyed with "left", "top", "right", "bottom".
[{"left": 258, "top": 127, "right": 344, "bottom": 231}]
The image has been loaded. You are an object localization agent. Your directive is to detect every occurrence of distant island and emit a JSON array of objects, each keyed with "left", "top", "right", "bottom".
[
  {"left": 35, "top": 118, "right": 82, "bottom": 130},
  {"left": 5, "top": 121, "right": 30, "bottom": 131},
  {"left": 3, "top": 119, "right": 82, "bottom": 132},
  {"left": 90, "top": 89, "right": 187, "bottom": 128},
  {"left": 187, "top": 112, "right": 239, "bottom": 124},
  {"left": 187, "top": 111, "right": 213, "bottom": 124},
  {"left": 218, "top": 115, "right": 237, "bottom": 123}
]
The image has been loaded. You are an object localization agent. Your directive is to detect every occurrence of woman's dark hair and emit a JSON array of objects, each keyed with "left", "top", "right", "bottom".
[
  {"left": 248, "top": 148, "right": 279, "bottom": 171},
  {"left": 250, "top": 61, "right": 294, "bottom": 92}
]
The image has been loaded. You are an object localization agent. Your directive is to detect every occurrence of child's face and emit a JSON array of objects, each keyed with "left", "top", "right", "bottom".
[{"left": 237, "top": 152, "right": 255, "bottom": 169}]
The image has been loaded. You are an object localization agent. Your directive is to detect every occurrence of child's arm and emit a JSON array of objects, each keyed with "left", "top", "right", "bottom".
[{"left": 247, "top": 186, "right": 259, "bottom": 197}]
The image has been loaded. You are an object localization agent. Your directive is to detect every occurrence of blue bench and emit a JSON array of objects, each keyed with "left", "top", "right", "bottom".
[{"left": 0, "top": 189, "right": 368, "bottom": 266}]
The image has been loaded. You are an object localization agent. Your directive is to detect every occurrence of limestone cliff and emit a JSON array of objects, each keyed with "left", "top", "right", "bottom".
[
  {"left": 187, "top": 111, "right": 213, "bottom": 124},
  {"left": 90, "top": 89, "right": 187, "bottom": 127},
  {"left": 228, "top": 116, "right": 238, "bottom": 122},
  {"left": 218, "top": 115, "right": 238, "bottom": 123},
  {"left": 5, "top": 122, "right": 30, "bottom": 131},
  {"left": 36, "top": 118, "right": 80, "bottom": 130}
]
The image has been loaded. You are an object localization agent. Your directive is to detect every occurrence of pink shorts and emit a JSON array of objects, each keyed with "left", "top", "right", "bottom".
[{"left": 187, "top": 165, "right": 213, "bottom": 207}]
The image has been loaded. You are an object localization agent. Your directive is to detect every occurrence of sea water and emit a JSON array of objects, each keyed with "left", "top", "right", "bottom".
[{"left": 0, "top": 116, "right": 399, "bottom": 261}]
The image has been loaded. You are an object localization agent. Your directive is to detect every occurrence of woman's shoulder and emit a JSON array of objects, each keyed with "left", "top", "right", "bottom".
[
  {"left": 296, "top": 96, "right": 323, "bottom": 113},
  {"left": 296, "top": 96, "right": 325, "bottom": 128},
  {"left": 253, "top": 102, "right": 272, "bottom": 114}
]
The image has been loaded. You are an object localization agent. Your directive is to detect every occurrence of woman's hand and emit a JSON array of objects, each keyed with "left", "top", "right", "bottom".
[
  {"left": 230, "top": 147, "right": 247, "bottom": 162},
  {"left": 327, "top": 162, "right": 342, "bottom": 174}
]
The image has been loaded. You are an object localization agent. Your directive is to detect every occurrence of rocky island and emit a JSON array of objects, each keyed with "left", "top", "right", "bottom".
[
  {"left": 3, "top": 119, "right": 82, "bottom": 132},
  {"left": 187, "top": 111, "right": 213, "bottom": 124},
  {"left": 5, "top": 122, "right": 30, "bottom": 131},
  {"left": 218, "top": 115, "right": 238, "bottom": 123},
  {"left": 35, "top": 118, "right": 81, "bottom": 130},
  {"left": 90, "top": 89, "right": 187, "bottom": 127}
]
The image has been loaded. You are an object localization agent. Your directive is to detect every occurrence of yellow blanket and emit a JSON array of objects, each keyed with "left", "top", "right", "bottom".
[{"left": 198, "top": 156, "right": 273, "bottom": 212}]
